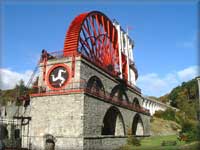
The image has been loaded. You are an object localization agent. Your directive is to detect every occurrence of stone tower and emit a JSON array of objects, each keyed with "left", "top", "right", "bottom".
[{"left": 23, "top": 11, "right": 150, "bottom": 150}]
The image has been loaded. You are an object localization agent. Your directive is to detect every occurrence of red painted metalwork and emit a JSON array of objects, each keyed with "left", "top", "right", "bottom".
[
  {"left": 71, "top": 54, "right": 76, "bottom": 77},
  {"left": 42, "top": 52, "right": 48, "bottom": 82},
  {"left": 121, "top": 53, "right": 128, "bottom": 80},
  {"left": 45, "top": 50, "right": 81, "bottom": 59},
  {"left": 17, "top": 94, "right": 30, "bottom": 101},
  {"left": 64, "top": 11, "right": 119, "bottom": 77}
]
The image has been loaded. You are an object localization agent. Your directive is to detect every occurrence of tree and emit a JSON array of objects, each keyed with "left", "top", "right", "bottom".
[
  {"left": 15, "top": 80, "right": 28, "bottom": 96},
  {"left": 15, "top": 79, "right": 28, "bottom": 106}
]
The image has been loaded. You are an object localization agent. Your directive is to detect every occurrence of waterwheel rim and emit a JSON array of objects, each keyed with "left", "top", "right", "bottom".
[{"left": 64, "top": 11, "right": 119, "bottom": 76}]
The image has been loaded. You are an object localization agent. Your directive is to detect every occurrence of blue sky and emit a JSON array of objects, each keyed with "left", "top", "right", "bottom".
[{"left": 0, "top": 0, "right": 199, "bottom": 97}]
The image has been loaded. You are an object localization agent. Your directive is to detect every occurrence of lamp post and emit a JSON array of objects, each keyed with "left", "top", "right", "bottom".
[{"left": 197, "top": 77, "right": 200, "bottom": 120}]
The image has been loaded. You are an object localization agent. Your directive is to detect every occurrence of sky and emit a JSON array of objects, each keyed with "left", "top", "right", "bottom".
[{"left": 0, "top": 0, "right": 199, "bottom": 97}]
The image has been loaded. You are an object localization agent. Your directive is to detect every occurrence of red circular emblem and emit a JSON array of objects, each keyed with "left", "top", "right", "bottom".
[{"left": 47, "top": 64, "right": 71, "bottom": 90}]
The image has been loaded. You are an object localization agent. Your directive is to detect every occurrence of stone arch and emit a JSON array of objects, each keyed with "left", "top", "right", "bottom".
[
  {"left": 132, "top": 113, "right": 144, "bottom": 136},
  {"left": 132, "top": 98, "right": 140, "bottom": 108},
  {"left": 101, "top": 106, "right": 125, "bottom": 136},
  {"left": 86, "top": 76, "right": 105, "bottom": 96},
  {"left": 44, "top": 134, "right": 56, "bottom": 150},
  {"left": 110, "top": 85, "right": 129, "bottom": 102}
]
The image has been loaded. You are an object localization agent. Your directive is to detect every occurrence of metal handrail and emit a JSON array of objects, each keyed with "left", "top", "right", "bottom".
[
  {"left": 30, "top": 81, "right": 150, "bottom": 115},
  {"left": 38, "top": 50, "right": 141, "bottom": 92}
]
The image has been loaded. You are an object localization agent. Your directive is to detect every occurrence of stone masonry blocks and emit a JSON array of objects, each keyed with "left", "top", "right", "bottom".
[{"left": 29, "top": 56, "right": 150, "bottom": 150}]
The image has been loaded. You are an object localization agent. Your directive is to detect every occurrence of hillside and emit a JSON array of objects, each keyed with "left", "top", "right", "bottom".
[
  {"left": 157, "top": 77, "right": 199, "bottom": 120},
  {"left": 150, "top": 117, "right": 181, "bottom": 136},
  {"left": 0, "top": 89, "right": 17, "bottom": 105},
  {"left": 0, "top": 80, "right": 28, "bottom": 106}
]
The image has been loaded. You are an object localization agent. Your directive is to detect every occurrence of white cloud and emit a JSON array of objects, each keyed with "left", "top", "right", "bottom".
[
  {"left": 137, "top": 65, "right": 199, "bottom": 97},
  {"left": 0, "top": 68, "right": 33, "bottom": 90},
  {"left": 177, "top": 66, "right": 199, "bottom": 81}
]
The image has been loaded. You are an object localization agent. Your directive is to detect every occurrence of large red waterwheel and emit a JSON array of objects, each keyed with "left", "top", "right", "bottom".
[{"left": 64, "top": 11, "right": 119, "bottom": 76}]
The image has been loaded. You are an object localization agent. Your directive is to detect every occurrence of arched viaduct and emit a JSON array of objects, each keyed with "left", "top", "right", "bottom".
[
  {"left": 28, "top": 56, "right": 151, "bottom": 150},
  {"left": 142, "top": 97, "right": 177, "bottom": 116}
]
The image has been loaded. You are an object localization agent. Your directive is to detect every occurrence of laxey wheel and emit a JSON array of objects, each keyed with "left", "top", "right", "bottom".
[{"left": 64, "top": 11, "right": 119, "bottom": 76}]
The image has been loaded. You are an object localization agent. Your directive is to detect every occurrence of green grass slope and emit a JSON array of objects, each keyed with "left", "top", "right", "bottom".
[{"left": 150, "top": 117, "right": 181, "bottom": 136}]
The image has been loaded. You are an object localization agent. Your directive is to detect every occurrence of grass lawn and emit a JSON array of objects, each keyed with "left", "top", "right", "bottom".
[{"left": 120, "top": 135, "right": 200, "bottom": 150}]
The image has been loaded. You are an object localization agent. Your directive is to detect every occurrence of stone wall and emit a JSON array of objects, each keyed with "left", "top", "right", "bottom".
[
  {"left": 30, "top": 94, "right": 84, "bottom": 150},
  {"left": 83, "top": 95, "right": 150, "bottom": 150},
  {"left": 84, "top": 136, "right": 126, "bottom": 150},
  {"left": 28, "top": 56, "right": 150, "bottom": 150},
  {"left": 80, "top": 58, "right": 142, "bottom": 102}
]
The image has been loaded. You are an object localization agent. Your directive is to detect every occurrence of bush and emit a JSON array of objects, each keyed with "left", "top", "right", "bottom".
[
  {"left": 127, "top": 135, "right": 141, "bottom": 146},
  {"left": 154, "top": 108, "right": 176, "bottom": 121},
  {"left": 154, "top": 110, "right": 163, "bottom": 118},
  {"left": 196, "top": 123, "right": 200, "bottom": 140},
  {"left": 174, "top": 111, "right": 185, "bottom": 124},
  {"left": 180, "top": 119, "right": 199, "bottom": 142},
  {"left": 150, "top": 116, "right": 154, "bottom": 122}
]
